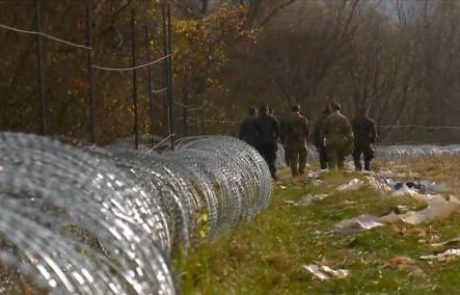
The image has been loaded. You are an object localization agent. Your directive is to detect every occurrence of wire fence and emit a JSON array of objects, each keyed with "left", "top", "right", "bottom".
[
  {"left": 0, "top": 132, "right": 272, "bottom": 294},
  {"left": 0, "top": 0, "right": 184, "bottom": 146}
]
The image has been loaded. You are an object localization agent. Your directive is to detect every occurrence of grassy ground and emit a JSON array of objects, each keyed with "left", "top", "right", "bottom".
[{"left": 177, "top": 157, "right": 460, "bottom": 294}]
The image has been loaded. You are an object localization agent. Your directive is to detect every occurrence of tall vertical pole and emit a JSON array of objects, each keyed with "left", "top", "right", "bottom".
[
  {"left": 166, "top": 3, "right": 175, "bottom": 149},
  {"left": 182, "top": 73, "right": 188, "bottom": 136},
  {"left": 131, "top": 9, "right": 139, "bottom": 149},
  {"left": 35, "top": 0, "right": 48, "bottom": 135},
  {"left": 144, "top": 25, "right": 155, "bottom": 136},
  {"left": 200, "top": 95, "right": 205, "bottom": 134},
  {"left": 161, "top": 5, "right": 169, "bottom": 137},
  {"left": 85, "top": 0, "right": 96, "bottom": 143}
]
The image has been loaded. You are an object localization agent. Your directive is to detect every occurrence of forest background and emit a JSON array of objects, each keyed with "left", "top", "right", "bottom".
[{"left": 1, "top": 0, "right": 458, "bottom": 144}]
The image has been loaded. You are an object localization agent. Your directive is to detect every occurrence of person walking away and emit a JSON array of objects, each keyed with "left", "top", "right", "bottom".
[
  {"left": 255, "top": 104, "right": 280, "bottom": 180},
  {"left": 279, "top": 111, "right": 291, "bottom": 167},
  {"left": 239, "top": 107, "right": 258, "bottom": 148},
  {"left": 352, "top": 106, "right": 377, "bottom": 171},
  {"left": 321, "top": 103, "right": 353, "bottom": 170},
  {"left": 312, "top": 104, "right": 331, "bottom": 169},
  {"left": 284, "top": 104, "right": 309, "bottom": 177}
]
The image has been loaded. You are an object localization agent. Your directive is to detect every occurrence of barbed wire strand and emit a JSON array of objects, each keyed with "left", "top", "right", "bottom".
[
  {"left": 0, "top": 23, "right": 91, "bottom": 50},
  {"left": 152, "top": 133, "right": 175, "bottom": 150},
  {"left": 92, "top": 54, "right": 173, "bottom": 72},
  {"left": 381, "top": 125, "right": 460, "bottom": 130},
  {"left": 0, "top": 22, "right": 172, "bottom": 72},
  {"left": 152, "top": 87, "right": 168, "bottom": 94},
  {"left": 173, "top": 100, "right": 204, "bottom": 111}
]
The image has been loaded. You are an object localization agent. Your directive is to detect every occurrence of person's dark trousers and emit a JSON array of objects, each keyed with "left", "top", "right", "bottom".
[
  {"left": 353, "top": 144, "right": 374, "bottom": 171},
  {"left": 318, "top": 146, "right": 328, "bottom": 169},
  {"left": 257, "top": 143, "right": 277, "bottom": 179}
]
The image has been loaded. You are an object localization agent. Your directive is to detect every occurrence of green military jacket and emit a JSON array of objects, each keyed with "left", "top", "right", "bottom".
[
  {"left": 322, "top": 111, "right": 353, "bottom": 151},
  {"left": 284, "top": 112, "right": 309, "bottom": 147}
]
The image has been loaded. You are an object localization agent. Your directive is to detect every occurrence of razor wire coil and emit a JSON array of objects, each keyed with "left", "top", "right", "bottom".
[{"left": 0, "top": 132, "right": 272, "bottom": 294}]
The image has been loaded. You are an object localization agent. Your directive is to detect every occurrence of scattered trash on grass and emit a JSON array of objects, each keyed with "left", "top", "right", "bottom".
[
  {"left": 334, "top": 214, "right": 384, "bottom": 233},
  {"left": 312, "top": 179, "right": 325, "bottom": 187},
  {"left": 307, "top": 171, "right": 323, "bottom": 180},
  {"left": 430, "top": 237, "right": 460, "bottom": 248},
  {"left": 377, "top": 196, "right": 459, "bottom": 225},
  {"left": 336, "top": 178, "right": 364, "bottom": 191},
  {"left": 366, "top": 176, "right": 393, "bottom": 195},
  {"left": 402, "top": 195, "right": 460, "bottom": 225},
  {"left": 367, "top": 171, "right": 450, "bottom": 197},
  {"left": 420, "top": 248, "right": 460, "bottom": 260},
  {"left": 297, "top": 194, "right": 329, "bottom": 207},
  {"left": 378, "top": 211, "right": 402, "bottom": 224},
  {"left": 303, "top": 264, "right": 349, "bottom": 280}
]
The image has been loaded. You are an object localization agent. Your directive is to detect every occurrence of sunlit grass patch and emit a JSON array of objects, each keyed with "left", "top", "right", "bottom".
[{"left": 177, "top": 162, "right": 460, "bottom": 294}]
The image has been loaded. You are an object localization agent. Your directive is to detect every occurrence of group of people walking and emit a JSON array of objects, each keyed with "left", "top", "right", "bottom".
[{"left": 239, "top": 102, "right": 377, "bottom": 179}]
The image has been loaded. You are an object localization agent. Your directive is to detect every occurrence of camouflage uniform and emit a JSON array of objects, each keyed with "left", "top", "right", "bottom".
[
  {"left": 322, "top": 111, "right": 353, "bottom": 169},
  {"left": 284, "top": 112, "right": 309, "bottom": 176}
]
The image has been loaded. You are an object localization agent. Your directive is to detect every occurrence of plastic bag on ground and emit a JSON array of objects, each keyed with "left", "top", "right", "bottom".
[
  {"left": 402, "top": 195, "right": 460, "bottom": 225},
  {"left": 303, "top": 264, "right": 349, "bottom": 280},
  {"left": 366, "top": 176, "right": 393, "bottom": 195},
  {"left": 420, "top": 248, "right": 460, "bottom": 260},
  {"left": 336, "top": 178, "right": 364, "bottom": 191},
  {"left": 333, "top": 214, "right": 384, "bottom": 233},
  {"left": 297, "top": 194, "right": 329, "bottom": 207}
]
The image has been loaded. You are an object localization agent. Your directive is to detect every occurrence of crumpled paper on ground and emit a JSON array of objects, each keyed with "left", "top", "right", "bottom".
[
  {"left": 336, "top": 178, "right": 364, "bottom": 191},
  {"left": 297, "top": 194, "right": 329, "bottom": 207},
  {"left": 335, "top": 196, "right": 460, "bottom": 233},
  {"left": 377, "top": 195, "right": 460, "bottom": 225},
  {"left": 420, "top": 248, "right": 460, "bottom": 260},
  {"left": 333, "top": 214, "right": 384, "bottom": 233},
  {"left": 430, "top": 237, "right": 460, "bottom": 248},
  {"left": 366, "top": 176, "right": 392, "bottom": 194},
  {"left": 303, "top": 264, "right": 349, "bottom": 280},
  {"left": 402, "top": 195, "right": 460, "bottom": 225}
]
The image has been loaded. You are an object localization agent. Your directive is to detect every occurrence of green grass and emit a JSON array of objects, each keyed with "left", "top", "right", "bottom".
[{"left": 176, "top": 166, "right": 460, "bottom": 295}]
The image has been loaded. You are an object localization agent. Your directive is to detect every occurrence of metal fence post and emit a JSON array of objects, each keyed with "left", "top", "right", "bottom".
[
  {"left": 166, "top": 3, "right": 175, "bottom": 148},
  {"left": 85, "top": 0, "right": 96, "bottom": 143},
  {"left": 144, "top": 25, "right": 155, "bottom": 136},
  {"left": 131, "top": 9, "right": 139, "bottom": 149},
  {"left": 35, "top": 0, "right": 48, "bottom": 135}
]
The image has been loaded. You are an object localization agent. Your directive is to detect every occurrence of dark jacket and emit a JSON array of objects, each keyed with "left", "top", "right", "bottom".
[
  {"left": 255, "top": 114, "right": 279, "bottom": 146},
  {"left": 352, "top": 115, "right": 377, "bottom": 147},
  {"left": 312, "top": 112, "right": 329, "bottom": 148},
  {"left": 239, "top": 117, "right": 258, "bottom": 147}
]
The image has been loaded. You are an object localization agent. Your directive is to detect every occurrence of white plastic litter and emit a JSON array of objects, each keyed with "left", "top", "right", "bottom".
[
  {"left": 366, "top": 176, "right": 393, "bottom": 195},
  {"left": 303, "top": 264, "right": 349, "bottom": 280},
  {"left": 336, "top": 178, "right": 364, "bottom": 191},
  {"left": 334, "top": 214, "right": 384, "bottom": 233},
  {"left": 402, "top": 195, "right": 460, "bottom": 225},
  {"left": 420, "top": 248, "right": 460, "bottom": 260},
  {"left": 430, "top": 237, "right": 460, "bottom": 248},
  {"left": 391, "top": 184, "right": 422, "bottom": 198},
  {"left": 297, "top": 194, "right": 329, "bottom": 207}
]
